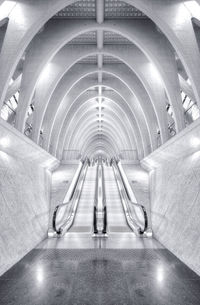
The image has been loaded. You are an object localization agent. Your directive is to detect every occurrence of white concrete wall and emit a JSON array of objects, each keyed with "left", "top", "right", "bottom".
[
  {"left": 142, "top": 119, "right": 200, "bottom": 276},
  {"left": 0, "top": 119, "right": 59, "bottom": 276}
]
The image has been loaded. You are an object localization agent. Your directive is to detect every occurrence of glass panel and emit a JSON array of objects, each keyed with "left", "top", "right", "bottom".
[
  {"left": 181, "top": 91, "right": 200, "bottom": 123},
  {"left": 0, "top": 91, "right": 19, "bottom": 122}
]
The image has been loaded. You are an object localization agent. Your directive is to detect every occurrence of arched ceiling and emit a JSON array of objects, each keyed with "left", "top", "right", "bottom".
[{"left": 0, "top": 0, "right": 200, "bottom": 161}]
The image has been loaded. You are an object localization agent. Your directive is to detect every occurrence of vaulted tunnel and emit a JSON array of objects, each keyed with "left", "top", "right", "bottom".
[{"left": 1, "top": 1, "right": 200, "bottom": 304}]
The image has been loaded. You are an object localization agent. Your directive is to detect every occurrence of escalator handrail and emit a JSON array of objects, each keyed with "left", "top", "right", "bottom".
[
  {"left": 93, "top": 163, "right": 99, "bottom": 234},
  {"left": 112, "top": 158, "right": 148, "bottom": 235},
  {"left": 69, "top": 161, "right": 85, "bottom": 201},
  {"left": 102, "top": 206, "right": 107, "bottom": 234},
  {"left": 52, "top": 159, "right": 88, "bottom": 235},
  {"left": 94, "top": 163, "right": 99, "bottom": 207},
  {"left": 93, "top": 206, "right": 98, "bottom": 234},
  {"left": 113, "top": 164, "right": 142, "bottom": 234},
  {"left": 52, "top": 160, "right": 86, "bottom": 235},
  {"left": 127, "top": 200, "right": 148, "bottom": 235},
  {"left": 93, "top": 162, "right": 107, "bottom": 234},
  {"left": 101, "top": 164, "right": 107, "bottom": 234},
  {"left": 101, "top": 164, "right": 106, "bottom": 208}
]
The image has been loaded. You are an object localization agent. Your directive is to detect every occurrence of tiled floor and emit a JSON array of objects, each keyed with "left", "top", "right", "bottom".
[{"left": 0, "top": 248, "right": 200, "bottom": 305}]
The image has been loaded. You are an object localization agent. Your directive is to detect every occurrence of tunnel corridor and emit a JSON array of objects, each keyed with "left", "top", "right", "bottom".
[{"left": 1, "top": 0, "right": 200, "bottom": 304}]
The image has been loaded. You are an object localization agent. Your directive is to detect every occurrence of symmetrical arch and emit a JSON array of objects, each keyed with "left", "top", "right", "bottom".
[
  {"left": 0, "top": 0, "right": 200, "bottom": 161},
  {"left": 56, "top": 95, "right": 139, "bottom": 158}
]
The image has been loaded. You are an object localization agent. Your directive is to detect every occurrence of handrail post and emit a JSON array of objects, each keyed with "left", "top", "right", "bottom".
[
  {"left": 101, "top": 164, "right": 107, "bottom": 235},
  {"left": 102, "top": 206, "right": 107, "bottom": 234},
  {"left": 93, "top": 206, "right": 98, "bottom": 234},
  {"left": 93, "top": 163, "right": 99, "bottom": 235},
  {"left": 93, "top": 162, "right": 107, "bottom": 236}
]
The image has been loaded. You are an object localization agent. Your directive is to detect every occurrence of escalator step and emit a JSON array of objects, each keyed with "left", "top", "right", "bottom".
[
  {"left": 69, "top": 226, "right": 92, "bottom": 233},
  {"left": 109, "top": 226, "right": 131, "bottom": 232}
]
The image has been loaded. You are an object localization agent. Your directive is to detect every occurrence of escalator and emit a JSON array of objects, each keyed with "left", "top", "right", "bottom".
[
  {"left": 104, "top": 166, "right": 132, "bottom": 234},
  {"left": 52, "top": 158, "right": 148, "bottom": 242},
  {"left": 68, "top": 165, "right": 97, "bottom": 234}
]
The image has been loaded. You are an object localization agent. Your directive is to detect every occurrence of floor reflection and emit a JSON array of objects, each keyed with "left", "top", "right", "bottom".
[{"left": 0, "top": 248, "right": 200, "bottom": 305}]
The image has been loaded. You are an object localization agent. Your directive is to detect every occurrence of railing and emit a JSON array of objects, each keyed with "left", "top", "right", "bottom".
[
  {"left": 101, "top": 164, "right": 107, "bottom": 234},
  {"left": 93, "top": 206, "right": 98, "bottom": 234},
  {"left": 111, "top": 158, "right": 148, "bottom": 235},
  {"left": 52, "top": 158, "right": 89, "bottom": 236},
  {"left": 93, "top": 163, "right": 99, "bottom": 234},
  {"left": 93, "top": 162, "right": 107, "bottom": 235}
]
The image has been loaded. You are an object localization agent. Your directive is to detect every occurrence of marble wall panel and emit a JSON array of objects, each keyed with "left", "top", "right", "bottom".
[
  {"left": 150, "top": 154, "right": 200, "bottom": 275},
  {"left": 0, "top": 153, "right": 51, "bottom": 276},
  {"left": 0, "top": 119, "right": 59, "bottom": 276},
  {"left": 141, "top": 121, "right": 200, "bottom": 276}
]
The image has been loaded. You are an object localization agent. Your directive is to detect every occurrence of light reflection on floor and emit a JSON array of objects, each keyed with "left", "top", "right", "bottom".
[{"left": 37, "top": 233, "right": 164, "bottom": 249}]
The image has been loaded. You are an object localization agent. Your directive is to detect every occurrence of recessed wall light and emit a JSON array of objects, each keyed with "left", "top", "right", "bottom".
[
  {"left": 0, "top": 137, "right": 10, "bottom": 148},
  {"left": 190, "top": 137, "right": 200, "bottom": 148}
]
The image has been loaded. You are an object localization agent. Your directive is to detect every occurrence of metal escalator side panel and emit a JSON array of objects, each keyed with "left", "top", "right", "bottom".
[
  {"left": 104, "top": 166, "right": 131, "bottom": 234},
  {"left": 93, "top": 164, "right": 99, "bottom": 234},
  {"left": 93, "top": 162, "right": 108, "bottom": 236},
  {"left": 112, "top": 159, "right": 149, "bottom": 236},
  {"left": 101, "top": 164, "right": 107, "bottom": 235},
  {"left": 52, "top": 161, "right": 88, "bottom": 236},
  {"left": 69, "top": 166, "right": 97, "bottom": 234}
]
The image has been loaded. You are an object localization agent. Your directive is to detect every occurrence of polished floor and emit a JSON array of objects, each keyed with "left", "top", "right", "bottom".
[
  {"left": 0, "top": 247, "right": 200, "bottom": 305},
  {"left": 38, "top": 232, "right": 162, "bottom": 249},
  {"left": 1, "top": 165, "right": 200, "bottom": 304}
]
